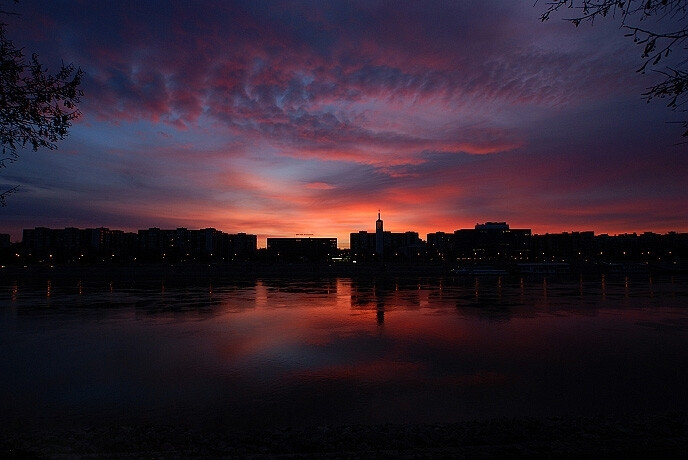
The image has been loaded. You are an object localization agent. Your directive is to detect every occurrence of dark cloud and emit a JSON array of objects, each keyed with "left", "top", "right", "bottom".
[{"left": 17, "top": 1, "right": 631, "bottom": 136}]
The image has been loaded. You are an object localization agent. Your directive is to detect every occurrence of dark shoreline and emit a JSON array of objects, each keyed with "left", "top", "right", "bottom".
[
  {"left": 1, "top": 261, "right": 448, "bottom": 282},
  {"left": 2, "top": 261, "right": 682, "bottom": 284},
  {"left": 3, "top": 412, "right": 687, "bottom": 459}
]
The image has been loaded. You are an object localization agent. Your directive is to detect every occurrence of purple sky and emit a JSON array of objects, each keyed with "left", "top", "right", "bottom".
[{"left": 1, "top": 0, "right": 686, "bottom": 246}]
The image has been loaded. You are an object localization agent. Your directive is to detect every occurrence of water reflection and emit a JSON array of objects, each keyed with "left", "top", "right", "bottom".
[
  {"left": 5, "top": 273, "right": 687, "bottom": 321},
  {"left": 1, "top": 274, "right": 687, "bottom": 430}
]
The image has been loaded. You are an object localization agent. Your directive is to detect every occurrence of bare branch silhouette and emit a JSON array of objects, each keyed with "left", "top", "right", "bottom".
[{"left": 540, "top": 0, "right": 688, "bottom": 139}]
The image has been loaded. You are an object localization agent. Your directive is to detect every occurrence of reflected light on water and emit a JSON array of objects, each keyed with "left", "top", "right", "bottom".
[
  {"left": 1, "top": 273, "right": 687, "bottom": 430},
  {"left": 602, "top": 274, "right": 606, "bottom": 298}
]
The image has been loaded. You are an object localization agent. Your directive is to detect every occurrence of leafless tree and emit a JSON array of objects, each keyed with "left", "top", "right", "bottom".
[
  {"left": 1, "top": 4, "right": 83, "bottom": 205},
  {"left": 540, "top": 0, "right": 688, "bottom": 140}
]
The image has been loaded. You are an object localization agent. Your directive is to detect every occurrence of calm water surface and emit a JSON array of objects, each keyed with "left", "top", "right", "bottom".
[{"left": 1, "top": 273, "right": 687, "bottom": 430}]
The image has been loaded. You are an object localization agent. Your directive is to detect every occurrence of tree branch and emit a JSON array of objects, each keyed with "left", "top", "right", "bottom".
[
  {"left": 0, "top": 185, "right": 18, "bottom": 206},
  {"left": 538, "top": 0, "right": 688, "bottom": 139}
]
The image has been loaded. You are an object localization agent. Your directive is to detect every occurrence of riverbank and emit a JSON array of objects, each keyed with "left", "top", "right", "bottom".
[
  {"left": 3, "top": 260, "right": 685, "bottom": 285},
  {"left": 3, "top": 413, "right": 686, "bottom": 458},
  {"left": 0, "top": 262, "right": 452, "bottom": 283}
]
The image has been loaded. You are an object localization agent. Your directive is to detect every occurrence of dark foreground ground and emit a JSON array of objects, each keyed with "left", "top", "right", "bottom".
[{"left": 2, "top": 413, "right": 687, "bottom": 459}]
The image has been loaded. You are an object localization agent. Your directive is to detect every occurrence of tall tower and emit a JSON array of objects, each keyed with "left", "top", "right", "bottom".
[{"left": 375, "top": 211, "right": 383, "bottom": 256}]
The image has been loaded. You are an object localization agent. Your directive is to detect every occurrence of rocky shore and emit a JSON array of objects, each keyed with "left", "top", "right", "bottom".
[{"left": 3, "top": 413, "right": 687, "bottom": 459}]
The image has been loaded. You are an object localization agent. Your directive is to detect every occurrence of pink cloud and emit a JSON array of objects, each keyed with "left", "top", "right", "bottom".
[{"left": 305, "top": 181, "right": 336, "bottom": 190}]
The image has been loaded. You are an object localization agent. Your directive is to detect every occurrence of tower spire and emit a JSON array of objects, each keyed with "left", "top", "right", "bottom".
[{"left": 375, "top": 210, "right": 383, "bottom": 256}]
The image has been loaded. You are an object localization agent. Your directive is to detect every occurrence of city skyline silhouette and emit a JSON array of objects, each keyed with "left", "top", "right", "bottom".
[
  {"left": 6, "top": 215, "right": 688, "bottom": 247},
  {"left": 6, "top": 218, "right": 686, "bottom": 268}
]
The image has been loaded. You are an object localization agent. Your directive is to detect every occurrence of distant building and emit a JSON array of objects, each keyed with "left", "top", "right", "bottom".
[
  {"left": 475, "top": 222, "right": 510, "bottom": 231},
  {"left": 426, "top": 231, "right": 453, "bottom": 260},
  {"left": 22, "top": 227, "right": 52, "bottom": 257},
  {"left": 138, "top": 227, "right": 170, "bottom": 259},
  {"left": 22, "top": 227, "right": 137, "bottom": 262},
  {"left": 530, "top": 231, "right": 596, "bottom": 262},
  {"left": 138, "top": 227, "right": 257, "bottom": 261},
  {"left": 456, "top": 222, "right": 531, "bottom": 262},
  {"left": 428, "top": 222, "right": 531, "bottom": 263},
  {"left": 350, "top": 231, "right": 376, "bottom": 261},
  {"left": 266, "top": 237, "right": 338, "bottom": 262},
  {"left": 227, "top": 233, "right": 258, "bottom": 260},
  {"left": 20, "top": 226, "right": 254, "bottom": 262},
  {"left": 351, "top": 213, "right": 425, "bottom": 261},
  {"left": 375, "top": 211, "right": 384, "bottom": 256},
  {"left": 0, "top": 233, "right": 10, "bottom": 249}
]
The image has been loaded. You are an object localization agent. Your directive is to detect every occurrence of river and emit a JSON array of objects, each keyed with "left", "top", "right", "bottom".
[{"left": 1, "top": 272, "right": 687, "bottom": 431}]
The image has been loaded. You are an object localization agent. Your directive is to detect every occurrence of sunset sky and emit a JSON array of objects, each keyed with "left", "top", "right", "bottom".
[{"left": 2, "top": 0, "right": 686, "bottom": 247}]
